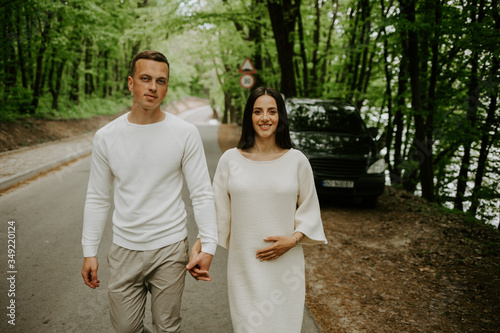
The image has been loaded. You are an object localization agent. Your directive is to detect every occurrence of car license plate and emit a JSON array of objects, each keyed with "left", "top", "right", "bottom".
[{"left": 322, "top": 180, "right": 354, "bottom": 188}]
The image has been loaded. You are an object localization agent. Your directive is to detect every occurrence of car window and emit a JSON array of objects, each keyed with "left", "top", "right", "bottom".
[{"left": 287, "top": 101, "right": 366, "bottom": 134}]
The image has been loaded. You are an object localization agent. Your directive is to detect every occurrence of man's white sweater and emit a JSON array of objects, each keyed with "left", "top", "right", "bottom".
[{"left": 82, "top": 112, "right": 217, "bottom": 257}]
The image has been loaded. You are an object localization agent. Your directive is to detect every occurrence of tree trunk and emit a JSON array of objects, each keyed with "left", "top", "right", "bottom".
[
  {"left": 31, "top": 15, "right": 52, "bottom": 113},
  {"left": 297, "top": 7, "right": 308, "bottom": 95},
  {"left": 310, "top": 0, "right": 320, "bottom": 95},
  {"left": 470, "top": 0, "right": 499, "bottom": 214},
  {"left": 338, "top": 7, "right": 355, "bottom": 86},
  {"left": 114, "top": 59, "right": 121, "bottom": 94},
  {"left": 2, "top": 9, "right": 17, "bottom": 88},
  {"left": 380, "top": 0, "right": 399, "bottom": 182},
  {"left": 84, "top": 37, "right": 95, "bottom": 96},
  {"left": 49, "top": 54, "right": 65, "bottom": 111},
  {"left": 294, "top": 58, "right": 303, "bottom": 96},
  {"left": 348, "top": 9, "right": 361, "bottom": 98},
  {"left": 355, "top": 0, "right": 371, "bottom": 97},
  {"left": 266, "top": 0, "right": 299, "bottom": 97},
  {"left": 14, "top": 4, "right": 28, "bottom": 89},
  {"left": 69, "top": 54, "right": 82, "bottom": 103},
  {"left": 358, "top": 26, "right": 383, "bottom": 110},
  {"left": 223, "top": 92, "right": 231, "bottom": 124},
  {"left": 454, "top": 0, "right": 484, "bottom": 210},
  {"left": 399, "top": 0, "right": 435, "bottom": 201},
  {"left": 382, "top": 34, "right": 393, "bottom": 174},
  {"left": 391, "top": 37, "right": 408, "bottom": 185},
  {"left": 423, "top": 0, "right": 441, "bottom": 199},
  {"left": 469, "top": 59, "right": 498, "bottom": 215},
  {"left": 469, "top": 85, "right": 498, "bottom": 215},
  {"left": 320, "top": 0, "right": 339, "bottom": 91},
  {"left": 249, "top": 0, "right": 265, "bottom": 89},
  {"left": 102, "top": 50, "right": 110, "bottom": 98}
]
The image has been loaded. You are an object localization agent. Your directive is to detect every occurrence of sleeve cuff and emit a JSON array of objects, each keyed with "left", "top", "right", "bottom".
[
  {"left": 294, "top": 229, "right": 328, "bottom": 245},
  {"left": 83, "top": 245, "right": 98, "bottom": 258},
  {"left": 201, "top": 242, "right": 217, "bottom": 256}
]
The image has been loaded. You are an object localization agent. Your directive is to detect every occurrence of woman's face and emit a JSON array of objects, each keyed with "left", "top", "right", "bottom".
[{"left": 252, "top": 94, "right": 279, "bottom": 140}]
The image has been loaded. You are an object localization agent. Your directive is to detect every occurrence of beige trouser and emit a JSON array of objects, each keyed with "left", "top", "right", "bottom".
[{"left": 107, "top": 239, "right": 189, "bottom": 333}]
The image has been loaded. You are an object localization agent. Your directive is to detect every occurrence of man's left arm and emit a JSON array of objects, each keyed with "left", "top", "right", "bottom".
[{"left": 181, "top": 128, "right": 218, "bottom": 280}]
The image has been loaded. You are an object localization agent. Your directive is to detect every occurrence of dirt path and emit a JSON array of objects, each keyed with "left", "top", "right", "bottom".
[
  {"left": 2, "top": 116, "right": 499, "bottom": 332},
  {"left": 306, "top": 189, "right": 499, "bottom": 332}
]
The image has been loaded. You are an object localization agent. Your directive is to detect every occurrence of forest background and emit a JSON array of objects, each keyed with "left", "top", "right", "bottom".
[{"left": 0, "top": 0, "right": 499, "bottom": 227}]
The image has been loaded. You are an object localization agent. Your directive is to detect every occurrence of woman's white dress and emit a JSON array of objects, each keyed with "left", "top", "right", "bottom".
[{"left": 213, "top": 148, "right": 327, "bottom": 333}]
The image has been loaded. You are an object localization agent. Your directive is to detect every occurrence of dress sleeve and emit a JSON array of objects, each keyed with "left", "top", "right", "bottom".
[
  {"left": 213, "top": 151, "right": 232, "bottom": 249},
  {"left": 295, "top": 152, "right": 328, "bottom": 245}
]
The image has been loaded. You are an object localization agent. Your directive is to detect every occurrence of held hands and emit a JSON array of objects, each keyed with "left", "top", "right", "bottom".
[
  {"left": 186, "top": 238, "right": 214, "bottom": 281},
  {"left": 81, "top": 257, "right": 100, "bottom": 289},
  {"left": 256, "top": 232, "right": 303, "bottom": 261}
]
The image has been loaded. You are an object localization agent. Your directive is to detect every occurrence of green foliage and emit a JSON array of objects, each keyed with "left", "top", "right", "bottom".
[
  {"left": 34, "top": 95, "right": 130, "bottom": 120},
  {"left": 0, "top": 87, "right": 33, "bottom": 121}
]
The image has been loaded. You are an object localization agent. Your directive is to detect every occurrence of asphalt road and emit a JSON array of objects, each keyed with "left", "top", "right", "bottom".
[{"left": 0, "top": 124, "right": 320, "bottom": 332}]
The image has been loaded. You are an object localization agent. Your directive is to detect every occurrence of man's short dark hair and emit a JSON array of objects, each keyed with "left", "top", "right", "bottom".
[{"left": 130, "top": 50, "right": 170, "bottom": 80}]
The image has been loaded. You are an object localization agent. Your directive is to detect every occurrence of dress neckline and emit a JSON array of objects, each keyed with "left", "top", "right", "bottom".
[{"left": 234, "top": 148, "right": 293, "bottom": 163}]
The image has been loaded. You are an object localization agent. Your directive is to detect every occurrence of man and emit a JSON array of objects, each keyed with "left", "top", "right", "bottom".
[{"left": 81, "top": 50, "right": 217, "bottom": 333}]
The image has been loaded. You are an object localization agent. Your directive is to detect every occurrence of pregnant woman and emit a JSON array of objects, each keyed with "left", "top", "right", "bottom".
[{"left": 213, "top": 86, "right": 328, "bottom": 333}]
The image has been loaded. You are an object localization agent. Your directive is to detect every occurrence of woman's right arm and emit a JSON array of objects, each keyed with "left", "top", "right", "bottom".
[{"left": 213, "top": 152, "right": 232, "bottom": 249}]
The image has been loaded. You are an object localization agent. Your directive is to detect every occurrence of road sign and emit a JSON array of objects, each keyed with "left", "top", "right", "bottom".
[
  {"left": 239, "top": 74, "right": 255, "bottom": 89},
  {"left": 238, "top": 57, "right": 256, "bottom": 74}
]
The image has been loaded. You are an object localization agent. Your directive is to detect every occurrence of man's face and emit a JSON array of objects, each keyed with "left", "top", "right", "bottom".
[{"left": 128, "top": 59, "right": 169, "bottom": 112}]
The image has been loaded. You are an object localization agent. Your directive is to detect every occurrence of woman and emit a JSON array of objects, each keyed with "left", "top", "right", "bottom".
[{"left": 213, "top": 87, "right": 327, "bottom": 332}]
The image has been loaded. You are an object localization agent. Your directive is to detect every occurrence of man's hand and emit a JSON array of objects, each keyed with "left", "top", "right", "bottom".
[
  {"left": 256, "top": 232, "right": 303, "bottom": 261},
  {"left": 186, "top": 239, "right": 214, "bottom": 281},
  {"left": 81, "top": 257, "right": 100, "bottom": 289}
]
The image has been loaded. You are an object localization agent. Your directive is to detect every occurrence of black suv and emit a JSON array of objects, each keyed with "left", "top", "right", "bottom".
[{"left": 285, "top": 98, "right": 385, "bottom": 206}]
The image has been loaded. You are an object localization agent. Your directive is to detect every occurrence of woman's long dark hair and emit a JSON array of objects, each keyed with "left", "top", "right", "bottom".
[{"left": 237, "top": 87, "right": 293, "bottom": 150}]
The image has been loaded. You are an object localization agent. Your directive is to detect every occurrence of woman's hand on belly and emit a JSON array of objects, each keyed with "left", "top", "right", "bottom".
[{"left": 255, "top": 232, "right": 303, "bottom": 261}]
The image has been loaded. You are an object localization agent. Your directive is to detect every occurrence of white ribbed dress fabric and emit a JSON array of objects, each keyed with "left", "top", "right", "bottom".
[{"left": 213, "top": 148, "right": 327, "bottom": 333}]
